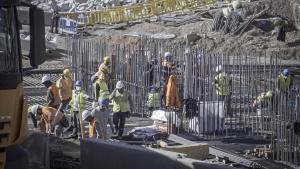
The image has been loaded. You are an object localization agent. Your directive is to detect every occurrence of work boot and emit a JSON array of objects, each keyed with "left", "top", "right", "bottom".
[{"left": 63, "top": 125, "right": 73, "bottom": 133}]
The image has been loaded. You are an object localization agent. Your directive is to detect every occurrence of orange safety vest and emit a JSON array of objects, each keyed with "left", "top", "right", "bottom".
[
  {"left": 38, "top": 107, "right": 57, "bottom": 131},
  {"left": 48, "top": 84, "right": 61, "bottom": 107},
  {"left": 88, "top": 118, "right": 97, "bottom": 138},
  {"left": 166, "top": 75, "right": 182, "bottom": 108}
]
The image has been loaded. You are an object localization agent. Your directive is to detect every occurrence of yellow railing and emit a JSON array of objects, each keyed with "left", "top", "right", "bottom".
[{"left": 59, "top": 0, "right": 216, "bottom": 25}]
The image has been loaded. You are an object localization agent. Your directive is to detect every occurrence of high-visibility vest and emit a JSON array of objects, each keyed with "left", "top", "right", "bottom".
[
  {"left": 215, "top": 72, "right": 231, "bottom": 96},
  {"left": 112, "top": 90, "right": 130, "bottom": 112},
  {"left": 166, "top": 75, "right": 182, "bottom": 108},
  {"left": 70, "top": 90, "right": 86, "bottom": 112},
  {"left": 99, "top": 79, "right": 110, "bottom": 100},
  {"left": 278, "top": 74, "right": 292, "bottom": 91},
  {"left": 56, "top": 78, "right": 73, "bottom": 100},
  {"left": 48, "top": 84, "right": 61, "bottom": 107},
  {"left": 147, "top": 92, "right": 161, "bottom": 108}
]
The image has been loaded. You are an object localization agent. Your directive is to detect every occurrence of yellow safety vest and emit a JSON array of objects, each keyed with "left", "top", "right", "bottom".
[
  {"left": 278, "top": 74, "right": 292, "bottom": 91},
  {"left": 113, "top": 90, "right": 130, "bottom": 112},
  {"left": 147, "top": 92, "right": 161, "bottom": 108},
  {"left": 215, "top": 72, "right": 231, "bottom": 96},
  {"left": 70, "top": 90, "right": 86, "bottom": 112}
]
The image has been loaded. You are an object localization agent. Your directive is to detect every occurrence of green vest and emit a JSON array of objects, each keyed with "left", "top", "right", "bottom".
[
  {"left": 215, "top": 72, "right": 231, "bottom": 96},
  {"left": 278, "top": 74, "right": 292, "bottom": 91},
  {"left": 113, "top": 90, "right": 130, "bottom": 112},
  {"left": 70, "top": 90, "right": 86, "bottom": 112},
  {"left": 147, "top": 92, "right": 161, "bottom": 108},
  {"left": 99, "top": 80, "right": 109, "bottom": 100}
]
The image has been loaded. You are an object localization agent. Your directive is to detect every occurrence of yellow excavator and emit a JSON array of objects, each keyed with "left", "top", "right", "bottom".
[{"left": 0, "top": 1, "right": 46, "bottom": 169}]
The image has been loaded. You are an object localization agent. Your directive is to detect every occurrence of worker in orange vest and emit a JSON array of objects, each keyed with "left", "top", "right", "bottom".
[
  {"left": 41, "top": 75, "right": 61, "bottom": 109},
  {"left": 29, "top": 105, "right": 68, "bottom": 137}
]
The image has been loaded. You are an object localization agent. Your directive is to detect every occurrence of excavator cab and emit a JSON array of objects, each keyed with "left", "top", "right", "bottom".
[{"left": 0, "top": 1, "right": 46, "bottom": 168}]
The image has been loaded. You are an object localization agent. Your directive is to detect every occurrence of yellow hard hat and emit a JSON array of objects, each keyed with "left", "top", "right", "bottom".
[
  {"left": 104, "top": 56, "right": 110, "bottom": 64},
  {"left": 63, "top": 68, "right": 72, "bottom": 78}
]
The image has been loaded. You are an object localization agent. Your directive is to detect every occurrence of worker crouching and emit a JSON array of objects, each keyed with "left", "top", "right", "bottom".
[
  {"left": 29, "top": 105, "right": 68, "bottom": 137},
  {"left": 109, "top": 81, "right": 134, "bottom": 139},
  {"left": 82, "top": 100, "right": 110, "bottom": 139}
]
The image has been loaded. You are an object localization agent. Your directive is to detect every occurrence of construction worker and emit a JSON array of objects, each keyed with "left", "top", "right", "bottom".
[
  {"left": 92, "top": 99, "right": 111, "bottom": 139},
  {"left": 252, "top": 91, "right": 274, "bottom": 130},
  {"left": 277, "top": 68, "right": 293, "bottom": 92},
  {"left": 214, "top": 65, "right": 232, "bottom": 117},
  {"left": 91, "top": 74, "right": 100, "bottom": 108},
  {"left": 82, "top": 107, "right": 107, "bottom": 139},
  {"left": 162, "top": 52, "right": 174, "bottom": 84},
  {"left": 41, "top": 75, "right": 61, "bottom": 109},
  {"left": 109, "top": 81, "right": 134, "bottom": 139},
  {"left": 147, "top": 85, "right": 161, "bottom": 117},
  {"left": 65, "top": 80, "right": 89, "bottom": 139},
  {"left": 56, "top": 68, "right": 73, "bottom": 114},
  {"left": 53, "top": 69, "right": 73, "bottom": 127},
  {"left": 96, "top": 56, "right": 112, "bottom": 84},
  {"left": 29, "top": 105, "right": 68, "bottom": 136}
]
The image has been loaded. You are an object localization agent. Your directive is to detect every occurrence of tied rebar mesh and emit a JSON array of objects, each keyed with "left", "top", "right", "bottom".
[{"left": 63, "top": 36, "right": 300, "bottom": 167}]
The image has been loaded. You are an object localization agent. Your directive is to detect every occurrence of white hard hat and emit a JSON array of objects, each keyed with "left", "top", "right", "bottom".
[
  {"left": 31, "top": 105, "right": 40, "bottom": 116},
  {"left": 232, "top": 0, "right": 241, "bottom": 10},
  {"left": 82, "top": 110, "right": 92, "bottom": 121},
  {"left": 116, "top": 81, "right": 124, "bottom": 89},
  {"left": 164, "top": 52, "right": 172, "bottom": 58},
  {"left": 41, "top": 75, "right": 51, "bottom": 84},
  {"left": 216, "top": 65, "right": 222, "bottom": 72}
]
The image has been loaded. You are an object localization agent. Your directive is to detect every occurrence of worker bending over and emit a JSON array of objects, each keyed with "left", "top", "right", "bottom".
[
  {"left": 65, "top": 80, "right": 89, "bottom": 139},
  {"left": 82, "top": 100, "right": 109, "bottom": 139},
  {"left": 41, "top": 75, "right": 61, "bottom": 109},
  {"left": 29, "top": 105, "right": 68, "bottom": 137},
  {"left": 147, "top": 85, "right": 161, "bottom": 117},
  {"left": 214, "top": 65, "right": 232, "bottom": 117},
  {"left": 109, "top": 81, "right": 134, "bottom": 139}
]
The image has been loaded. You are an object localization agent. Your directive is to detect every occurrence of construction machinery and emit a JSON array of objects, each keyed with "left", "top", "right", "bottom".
[{"left": 0, "top": 0, "right": 46, "bottom": 169}]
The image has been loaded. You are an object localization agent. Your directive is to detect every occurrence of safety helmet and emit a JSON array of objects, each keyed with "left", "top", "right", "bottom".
[
  {"left": 266, "top": 91, "right": 273, "bottom": 98},
  {"left": 63, "top": 68, "right": 72, "bottom": 78},
  {"left": 283, "top": 68, "right": 289, "bottom": 76},
  {"left": 104, "top": 56, "right": 110, "bottom": 64},
  {"left": 216, "top": 65, "right": 222, "bottom": 72},
  {"left": 75, "top": 80, "right": 83, "bottom": 87},
  {"left": 41, "top": 75, "right": 51, "bottom": 84},
  {"left": 116, "top": 81, "right": 124, "bottom": 89},
  {"left": 91, "top": 75, "right": 98, "bottom": 83},
  {"left": 164, "top": 52, "right": 172, "bottom": 59},
  {"left": 30, "top": 105, "right": 40, "bottom": 116},
  {"left": 232, "top": 0, "right": 241, "bottom": 10},
  {"left": 82, "top": 110, "right": 92, "bottom": 121},
  {"left": 99, "top": 99, "right": 110, "bottom": 107}
]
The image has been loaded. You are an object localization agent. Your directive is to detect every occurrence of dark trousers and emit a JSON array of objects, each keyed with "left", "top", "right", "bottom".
[
  {"left": 72, "top": 111, "right": 80, "bottom": 135},
  {"left": 219, "top": 95, "right": 232, "bottom": 117},
  {"left": 113, "top": 112, "right": 127, "bottom": 136},
  {"left": 57, "top": 98, "right": 71, "bottom": 114},
  {"left": 50, "top": 16, "right": 59, "bottom": 33}
]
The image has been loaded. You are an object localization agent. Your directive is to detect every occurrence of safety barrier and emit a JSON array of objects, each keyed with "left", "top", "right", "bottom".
[{"left": 59, "top": 0, "right": 216, "bottom": 25}]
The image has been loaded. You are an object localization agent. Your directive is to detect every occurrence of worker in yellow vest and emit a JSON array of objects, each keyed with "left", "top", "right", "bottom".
[
  {"left": 65, "top": 80, "right": 89, "bottom": 139},
  {"left": 109, "top": 81, "right": 134, "bottom": 139},
  {"left": 214, "top": 65, "right": 232, "bottom": 117},
  {"left": 53, "top": 68, "right": 73, "bottom": 127},
  {"left": 147, "top": 85, "right": 161, "bottom": 117},
  {"left": 277, "top": 68, "right": 293, "bottom": 92}
]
